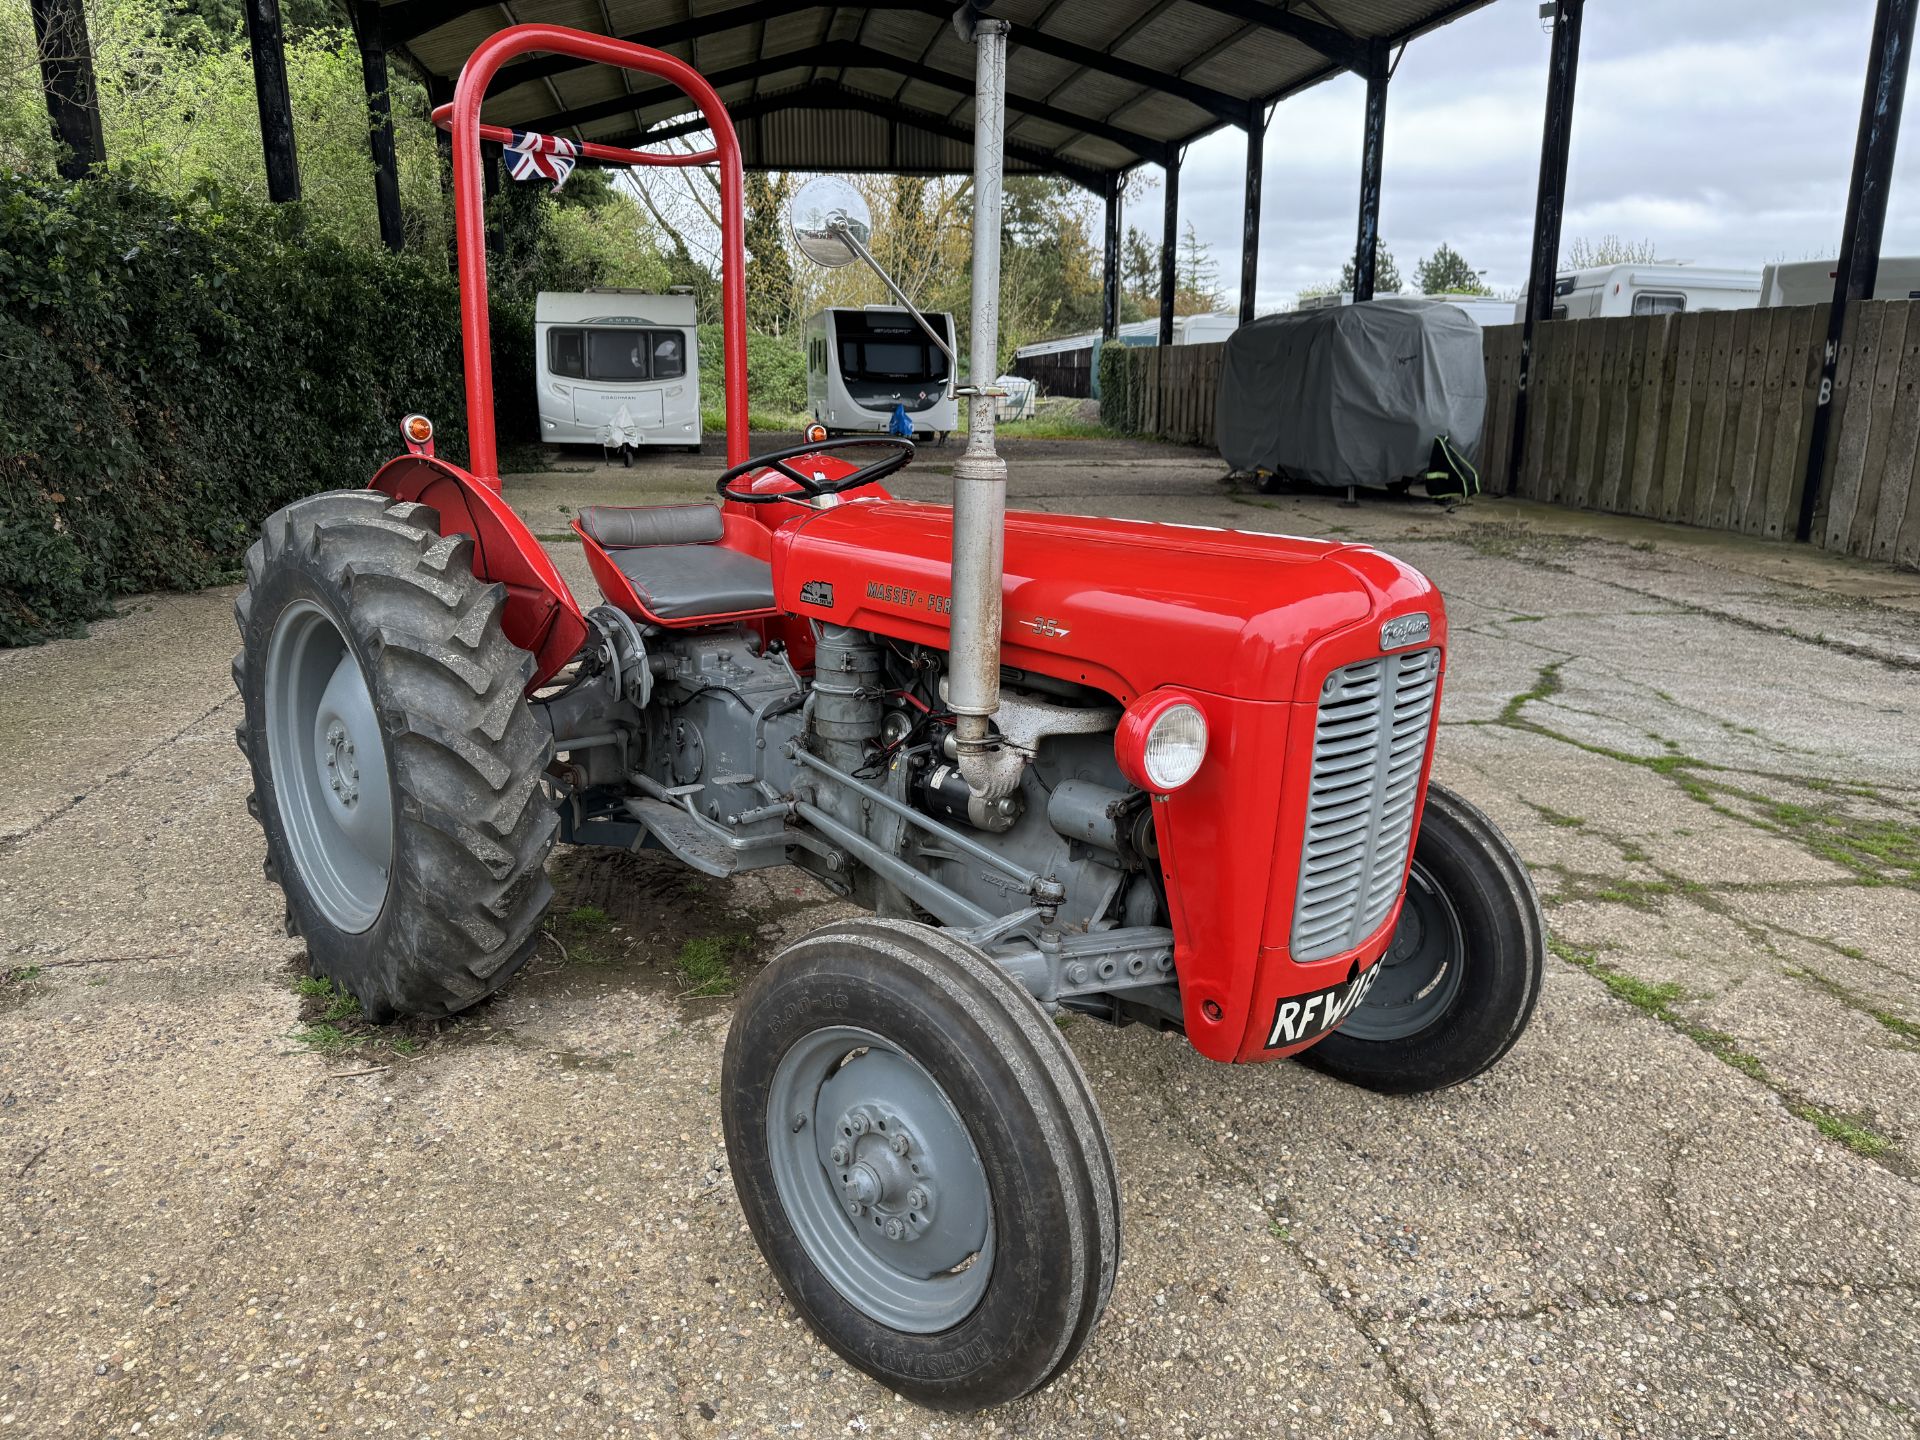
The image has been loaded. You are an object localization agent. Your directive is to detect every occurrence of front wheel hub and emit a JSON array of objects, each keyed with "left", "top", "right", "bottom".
[{"left": 767, "top": 1029, "right": 991, "bottom": 1332}]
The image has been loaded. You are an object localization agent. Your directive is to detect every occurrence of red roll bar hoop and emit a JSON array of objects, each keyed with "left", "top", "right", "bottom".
[{"left": 435, "top": 26, "right": 749, "bottom": 487}]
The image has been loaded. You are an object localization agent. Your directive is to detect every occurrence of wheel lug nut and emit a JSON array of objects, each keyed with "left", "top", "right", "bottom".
[
  {"left": 848, "top": 1114, "right": 869, "bottom": 1135},
  {"left": 844, "top": 1199, "right": 863, "bottom": 1218},
  {"left": 906, "top": 1186, "right": 928, "bottom": 1210},
  {"left": 829, "top": 1142, "right": 849, "bottom": 1166},
  {"left": 883, "top": 1218, "right": 905, "bottom": 1241},
  {"left": 889, "top": 1131, "right": 910, "bottom": 1156}
]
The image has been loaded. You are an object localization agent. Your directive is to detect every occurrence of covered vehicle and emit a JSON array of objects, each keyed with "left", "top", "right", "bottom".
[{"left": 1216, "top": 300, "right": 1486, "bottom": 491}]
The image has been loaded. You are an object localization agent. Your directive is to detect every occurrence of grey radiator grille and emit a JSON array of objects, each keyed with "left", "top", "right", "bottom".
[{"left": 1290, "top": 648, "right": 1441, "bottom": 963}]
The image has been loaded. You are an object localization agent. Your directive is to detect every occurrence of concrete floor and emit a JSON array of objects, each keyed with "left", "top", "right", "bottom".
[{"left": 3, "top": 437, "right": 1918, "bottom": 1438}]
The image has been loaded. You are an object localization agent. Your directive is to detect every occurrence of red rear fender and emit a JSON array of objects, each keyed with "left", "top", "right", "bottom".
[{"left": 369, "top": 455, "right": 588, "bottom": 689}]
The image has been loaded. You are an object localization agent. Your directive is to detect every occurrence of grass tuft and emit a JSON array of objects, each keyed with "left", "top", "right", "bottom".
[
  {"left": 1788, "top": 1103, "right": 1893, "bottom": 1159},
  {"left": 676, "top": 935, "right": 748, "bottom": 997}
]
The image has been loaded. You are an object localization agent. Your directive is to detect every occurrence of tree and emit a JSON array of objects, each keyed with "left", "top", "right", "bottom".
[
  {"left": 1414, "top": 243, "right": 1489, "bottom": 296},
  {"left": 1564, "top": 234, "right": 1659, "bottom": 269},
  {"left": 1339, "top": 238, "right": 1402, "bottom": 295},
  {"left": 1174, "top": 222, "right": 1222, "bottom": 314},
  {"left": 743, "top": 170, "right": 794, "bottom": 335},
  {"left": 1121, "top": 225, "right": 1159, "bottom": 307}
]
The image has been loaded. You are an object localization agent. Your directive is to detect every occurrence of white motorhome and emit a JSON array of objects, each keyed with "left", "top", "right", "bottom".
[
  {"left": 1513, "top": 264, "right": 1761, "bottom": 321},
  {"left": 535, "top": 290, "right": 700, "bottom": 460},
  {"left": 1297, "top": 291, "right": 1514, "bottom": 327},
  {"left": 805, "top": 305, "right": 959, "bottom": 441},
  {"left": 1760, "top": 257, "right": 1920, "bottom": 305}
]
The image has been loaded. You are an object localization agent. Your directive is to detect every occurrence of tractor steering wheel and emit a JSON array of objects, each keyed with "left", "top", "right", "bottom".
[{"left": 716, "top": 435, "right": 915, "bottom": 505}]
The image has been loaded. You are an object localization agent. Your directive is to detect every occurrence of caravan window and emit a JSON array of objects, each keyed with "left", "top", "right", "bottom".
[
  {"left": 648, "top": 332, "right": 686, "bottom": 379},
  {"left": 548, "top": 326, "right": 686, "bottom": 383},
  {"left": 1632, "top": 292, "right": 1687, "bottom": 316},
  {"left": 549, "top": 329, "right": 586, "bottom": 379}
]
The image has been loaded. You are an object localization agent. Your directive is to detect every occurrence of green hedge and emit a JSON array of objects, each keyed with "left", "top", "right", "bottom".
[
  {"left": 696, "top": 323, "right": 809, "bottom": 419},
  {"left": 0, "top": 176, "right": 534, "bottom": 646},
  {"left": 1098, "top": 341, "right": 1138, "bottom": 432}
]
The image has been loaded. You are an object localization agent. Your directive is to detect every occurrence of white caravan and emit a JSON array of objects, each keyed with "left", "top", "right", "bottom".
[
  {"left": 535, "top": 290, "right": 700, "bottom": 460},
  {"left": 805, "top": 305, "right": 959, "bottom": 441},
  {"left": 1513, "top": 264, "right": 1761, "bottom": 321},
  {"left": 1760, "top": 257, "right": 1920, "bottom": 305}
]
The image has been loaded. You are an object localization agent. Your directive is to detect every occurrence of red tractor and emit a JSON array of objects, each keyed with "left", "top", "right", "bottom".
[{"left": 232, "top": 22, "right": 1543, "bottom": 1411}]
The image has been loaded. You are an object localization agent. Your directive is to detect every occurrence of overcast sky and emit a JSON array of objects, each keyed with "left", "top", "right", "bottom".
[{"left": 1126, "top": 0, "right": 1920, "bottom": 313}]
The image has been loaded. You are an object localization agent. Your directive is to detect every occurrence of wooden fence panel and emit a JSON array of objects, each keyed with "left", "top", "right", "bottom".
[
  {"left": 1708, "top": 309, "right": 1750, "bottom": 528},
  {"left": 1728, "top": 309, "right": 1766, "bottom": 529},
  {"left": 1822, "top": 302, "right": 1876, "bottom": 549},
  {"left": 1655, "top": 314, "right": 1699, "bottom": 522},
  {"left": 1868, "top": 314, "right": 1920, "bottom": 562},
  {"left": 1851, "top": 303, "right": 1910, "bottom": 554},
  {"left": 1543, "top": 320, "right": 1574, "bottom": 503},
  {"left": 1481, "top": 323, "right": 1522, "bottom": 492},
  {"left": 1760, "top": 304, "right": 1826, "bottom": 539},
  {"left": 1741, "top": 308, "right": 1792, "bottom": 534},
  {"left": 1626, "top": 315, "right": 1670, "bottom": 515}
]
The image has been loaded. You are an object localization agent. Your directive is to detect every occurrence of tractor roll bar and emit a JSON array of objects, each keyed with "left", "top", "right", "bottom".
[{"left": 434, "top": 25, "right": 748, "bottom": 487}]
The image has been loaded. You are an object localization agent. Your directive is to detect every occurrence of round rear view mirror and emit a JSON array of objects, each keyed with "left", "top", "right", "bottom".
[{"left": 790, "top": 176, "right": 872, "bottom": 269}]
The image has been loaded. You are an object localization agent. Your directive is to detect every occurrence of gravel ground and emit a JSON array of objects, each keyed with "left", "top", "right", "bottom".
[{"left": 2, "top": 436, "right": 1917, "bottom": 1438}]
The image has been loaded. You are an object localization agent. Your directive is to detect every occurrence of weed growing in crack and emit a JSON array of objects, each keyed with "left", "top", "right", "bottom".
[
  {"left": 1547, "top": 936, "right": 1902, "bottom": 1166},
  {"left": 677, "top": 935, "right": 750, "bottom": 997}
]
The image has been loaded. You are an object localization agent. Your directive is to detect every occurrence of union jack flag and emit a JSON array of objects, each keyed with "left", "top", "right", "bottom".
[{"left": 504, "top": 128, "right": 579, "bottom": 191}]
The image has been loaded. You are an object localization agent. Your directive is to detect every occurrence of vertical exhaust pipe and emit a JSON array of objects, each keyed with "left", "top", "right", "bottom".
[{"left": 950, "top": 14, "right": 1020, "bottom": 800}]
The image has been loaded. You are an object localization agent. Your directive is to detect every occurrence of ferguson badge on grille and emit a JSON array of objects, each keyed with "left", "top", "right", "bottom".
[{"left": 1380, "top": 612, "right": 1431, "bottom": 651}]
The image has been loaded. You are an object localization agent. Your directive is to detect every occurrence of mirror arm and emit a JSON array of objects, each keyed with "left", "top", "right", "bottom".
[{"left": 830, "top": 217, "right": 964, "bottom": 401}]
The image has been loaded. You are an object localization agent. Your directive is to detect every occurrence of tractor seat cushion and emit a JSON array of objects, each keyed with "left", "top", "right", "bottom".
[
  {"left": 608, "top": 544, "right": 774, "bottom": 619},
  {"left": 579, "top": 503, "right": 773, "bottom": 619}
]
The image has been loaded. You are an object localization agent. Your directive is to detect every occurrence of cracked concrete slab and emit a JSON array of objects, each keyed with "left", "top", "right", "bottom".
[{"left": 2, "top": 442, "right": 1918, "bottom": 1437}]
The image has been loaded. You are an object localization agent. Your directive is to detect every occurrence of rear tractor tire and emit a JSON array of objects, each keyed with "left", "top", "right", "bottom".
[
  {"left": 1298, "top": 782, "right": 1544, "bottom": 1095},
  {"left": 233, "top": 490, "right": 557, "bottom": 1022},
  {"left": 722, "top": 919, "right": 1120, "bottom": 1410}
]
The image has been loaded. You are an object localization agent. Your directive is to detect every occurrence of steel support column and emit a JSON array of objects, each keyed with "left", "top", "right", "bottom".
[
  {"left": 1351, "top": 45, "right": 1389, "bottom": 303},
  {"left": 1159, "top": 152, "right": 1180, "bottom": 346},
  {"left": 354, "top": 1, "right": 405, "bottom": 252},
  {"left": 1240, "top": 108, "right": 1265, "bottom": 325},
  {"left": 242, "top": 0, "right": 301, "bottom": 202},
  {"left": 1796, "top": 0, "right": 1917, "bottom": 543},
  {"left": 29, "top": 0, "right": 104, "bottom": 179},
  {"left": 1102, "top": 173, "right": 1122, "bottom": 340},
  {"left": 1509, "top": 0, "right": 1584, "bottom": 490}
]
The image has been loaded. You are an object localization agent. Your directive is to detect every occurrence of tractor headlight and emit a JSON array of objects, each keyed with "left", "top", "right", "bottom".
[{"left": 1116, "top": 691, "right": 1209, "bottom": 793}]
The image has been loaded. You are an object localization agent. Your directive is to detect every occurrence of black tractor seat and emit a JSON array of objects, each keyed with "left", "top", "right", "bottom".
[{"left": 577, "top": 503, "right": 775, "bottom": 621}]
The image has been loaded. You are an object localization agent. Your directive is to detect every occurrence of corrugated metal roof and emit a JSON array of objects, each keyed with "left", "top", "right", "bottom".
[{"left": 381, "top": 0, "right": 1494, "bottom": 188}]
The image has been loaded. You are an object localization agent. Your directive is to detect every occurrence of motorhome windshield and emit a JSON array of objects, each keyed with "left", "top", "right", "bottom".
[
  {"left": 549, "top": 326, "right": 687, "bottom": 383},
  {"left": 835, "top": 312, "right": 950, "bottom": 383}
]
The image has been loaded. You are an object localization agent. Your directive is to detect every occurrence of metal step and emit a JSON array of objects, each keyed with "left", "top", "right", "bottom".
[{"left": 628, "top": 797, "right": 739, "bottom": 878}]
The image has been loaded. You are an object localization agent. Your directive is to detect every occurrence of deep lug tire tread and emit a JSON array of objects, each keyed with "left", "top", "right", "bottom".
[
  {"left": 1297, "top": 781, "right": 1545, "bottom": 1095},
  {"left": 721, "top": 918, "right": 1120, "bottom": 1410},
  {"left": 233, "top": 490, "right": 556, "bottom": 1020}
]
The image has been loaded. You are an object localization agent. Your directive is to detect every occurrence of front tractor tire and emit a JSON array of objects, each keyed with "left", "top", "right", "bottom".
[
  {"left": 722, "top": 920, "right": 1120, "bottom": 1410},
  {"left": 1299, "top": 782, "right": 1545, "bottom": 1094},
  {"left": 233, "top": 490, "right": 557, "bottom": 1021}
]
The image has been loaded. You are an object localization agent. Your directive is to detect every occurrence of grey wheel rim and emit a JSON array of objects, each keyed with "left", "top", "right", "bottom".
[
  {"left": 263, "top": 600, "right": 394, "bottom": 934},
  {"left": 1340, "top": 861, "right": 1464, "bottom": 1042},
  {"left": 767, "top": 1026, "right": 994, "bottom": 1333}
]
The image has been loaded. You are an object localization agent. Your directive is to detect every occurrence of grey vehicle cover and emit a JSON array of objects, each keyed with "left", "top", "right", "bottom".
[{"left": 1214, "top": 300, "right": 1486, "bottom": 488}]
